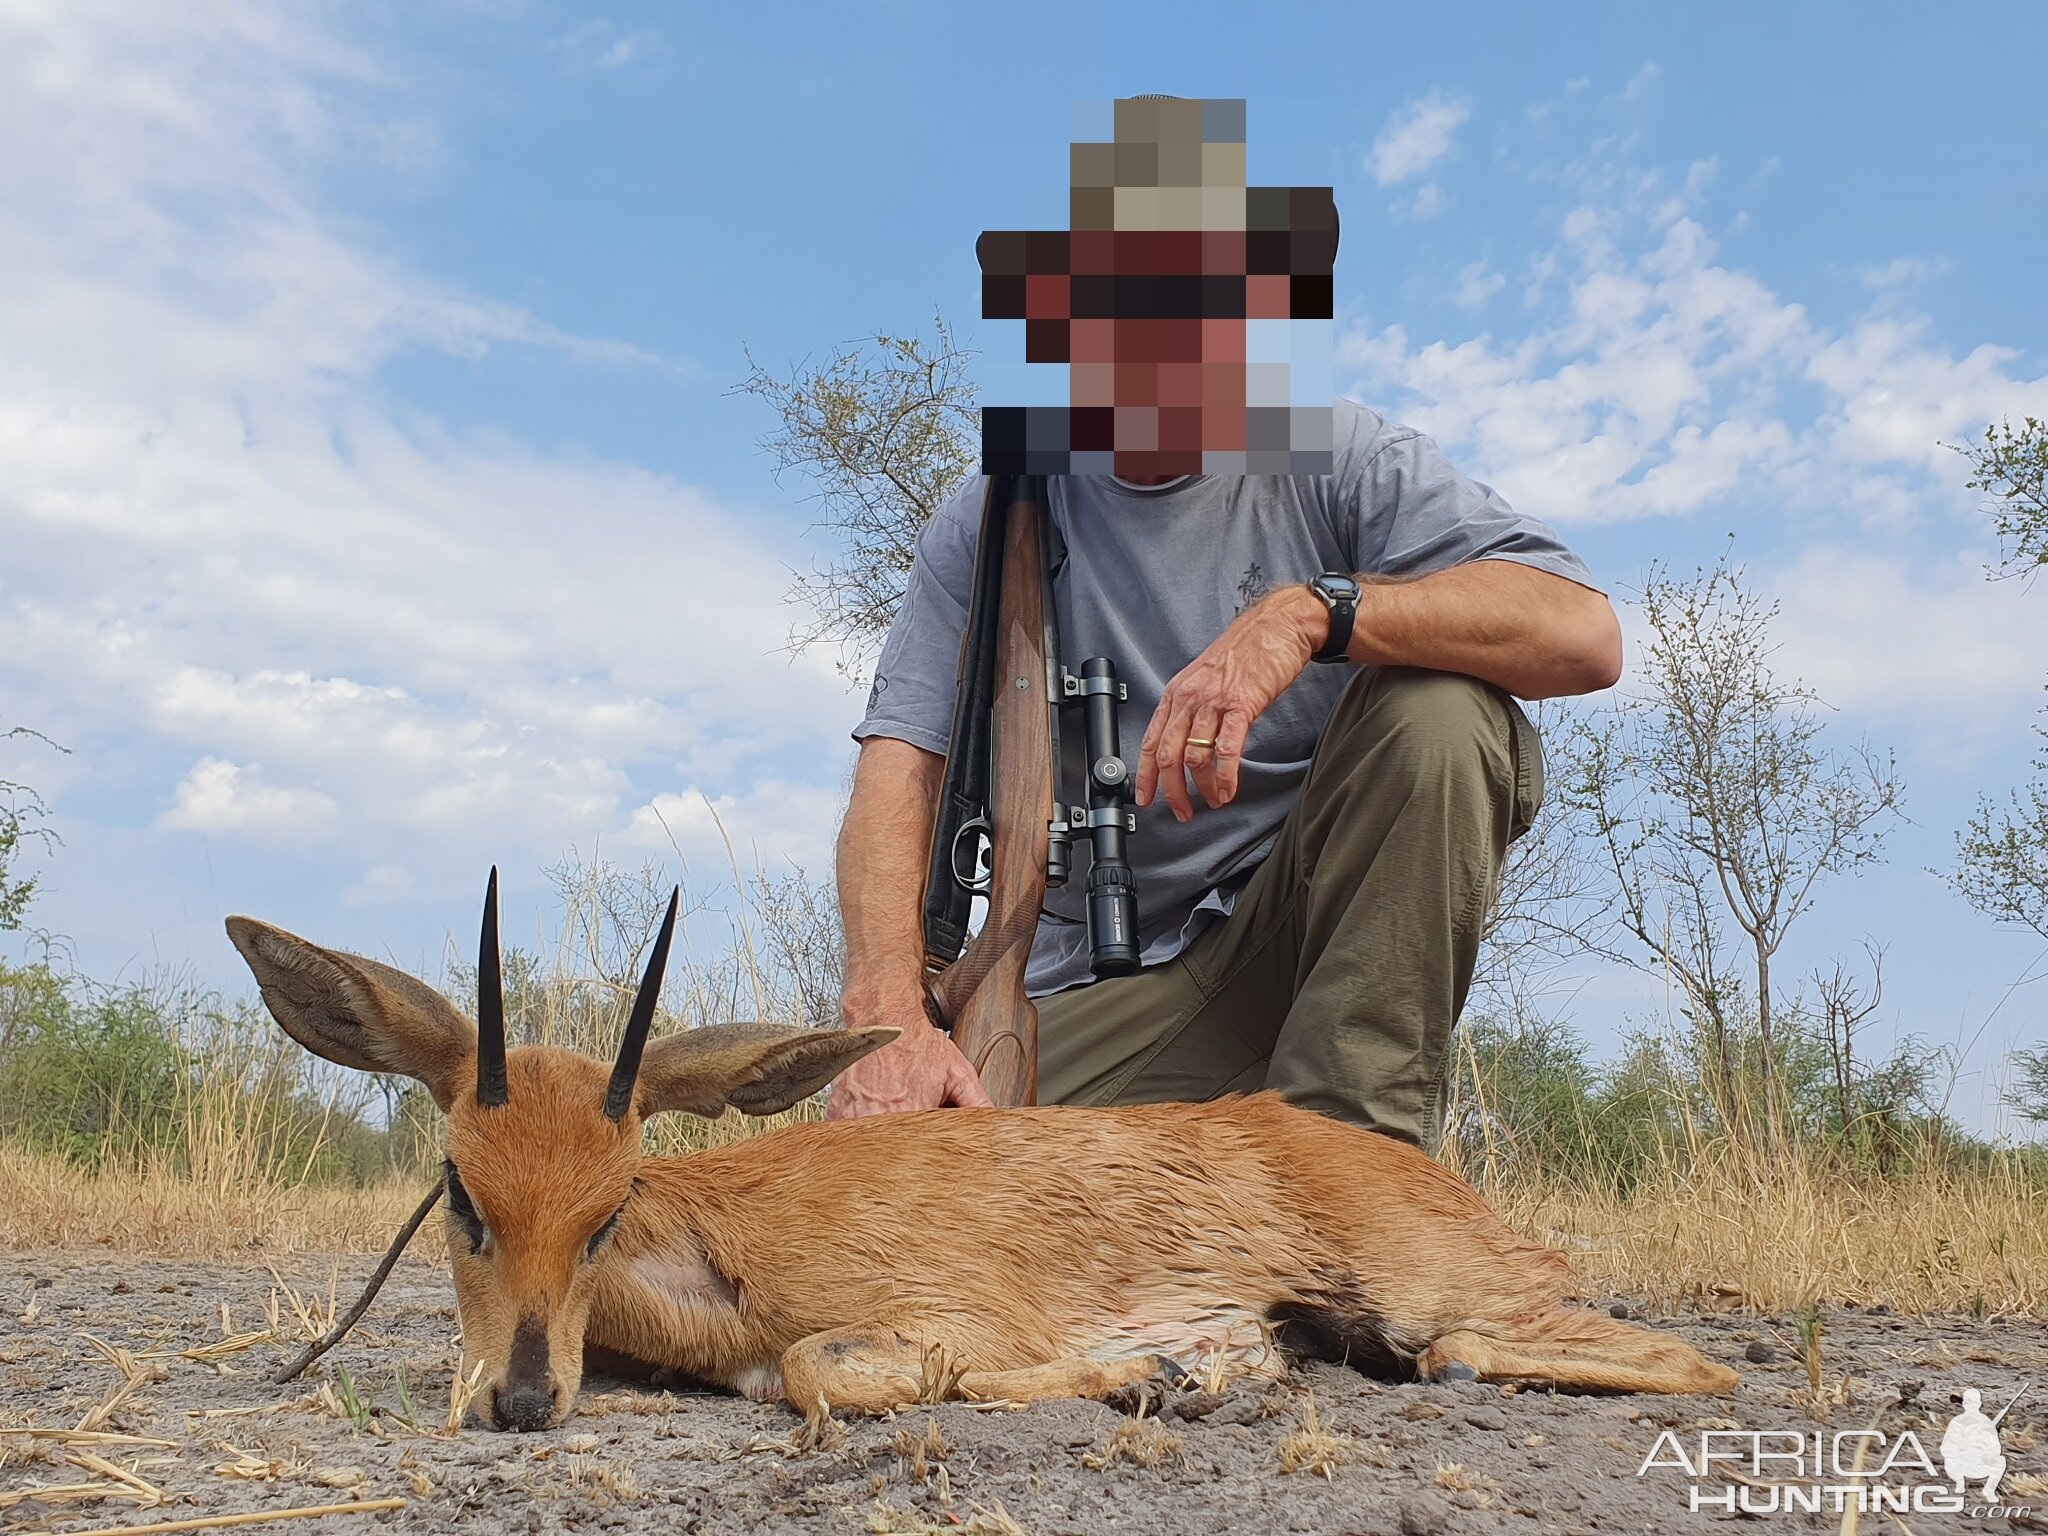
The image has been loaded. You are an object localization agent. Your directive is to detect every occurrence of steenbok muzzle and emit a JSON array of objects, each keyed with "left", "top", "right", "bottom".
[{"left": 227, "top": 872, "right": 1737, "bottom": 1432}]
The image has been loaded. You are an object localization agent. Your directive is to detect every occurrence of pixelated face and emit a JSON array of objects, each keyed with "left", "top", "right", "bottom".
[{"left": 979, "top": 97, "right": 1337, "bottom": 480}]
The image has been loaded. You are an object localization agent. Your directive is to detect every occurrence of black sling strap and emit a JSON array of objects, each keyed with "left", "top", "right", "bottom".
[{"left": 921, "top": 476, "right": 1009, "bottom": 972}]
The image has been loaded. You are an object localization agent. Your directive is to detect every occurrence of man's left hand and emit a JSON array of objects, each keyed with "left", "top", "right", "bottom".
[{"left": 1136, "top": 586, "right": 1328, "bottom": 821}]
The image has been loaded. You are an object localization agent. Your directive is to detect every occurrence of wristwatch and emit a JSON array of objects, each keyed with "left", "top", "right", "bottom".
[{"left": 1306, "top": 572, "right": 1360, "bottom": 663}]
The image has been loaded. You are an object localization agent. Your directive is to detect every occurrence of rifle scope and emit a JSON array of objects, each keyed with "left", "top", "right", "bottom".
[{"left": 1066, "top": 657, "right": 1140, "bottom": 977}]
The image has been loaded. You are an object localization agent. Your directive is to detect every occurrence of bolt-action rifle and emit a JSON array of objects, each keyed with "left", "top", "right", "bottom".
[{"left": 920, "top": 476, "right": 1138, "bottom": 1105}]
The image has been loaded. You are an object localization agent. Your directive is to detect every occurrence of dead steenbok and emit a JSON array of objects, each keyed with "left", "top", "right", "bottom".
[{"left": 226, "top": 873, "right": 1738, "bottom": 1432}]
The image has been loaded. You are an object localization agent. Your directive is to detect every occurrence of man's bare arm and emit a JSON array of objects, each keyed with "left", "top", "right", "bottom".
[
  {"left": 825, "top": 736, "right": 994, "bottom": 1118},
  {"left": 1137, "top": 561, "right": 1622, "bottom": 820},
  {"left": 1331, "top": 560, "right": 1621, "bottom": 699}
]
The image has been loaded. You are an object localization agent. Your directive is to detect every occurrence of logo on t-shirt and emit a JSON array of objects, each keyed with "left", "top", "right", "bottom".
[{"left": 1234, "top": 561, "right": 1270, "bottom": 615}]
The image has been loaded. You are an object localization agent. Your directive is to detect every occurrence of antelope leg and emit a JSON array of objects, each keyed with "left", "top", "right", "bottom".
[{"left": 780, "top": 1316, "right": 1183, "bottom": 1418}]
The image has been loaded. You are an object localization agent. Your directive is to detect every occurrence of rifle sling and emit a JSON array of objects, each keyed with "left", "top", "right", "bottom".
[{"left": 921, "top": 475, "right": 1008, "bottom": 975}]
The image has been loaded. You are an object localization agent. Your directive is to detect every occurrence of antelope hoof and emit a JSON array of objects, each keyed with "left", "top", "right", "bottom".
[
  {"left": 1151, "top": 1354, "right": 1190, "bottom": 1388},
  {"left": 1432, "top": 1361, "right": 1480, "bottom": 1385}
]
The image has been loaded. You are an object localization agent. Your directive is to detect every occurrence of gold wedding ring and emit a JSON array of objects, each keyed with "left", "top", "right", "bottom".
[{"left": 1185, "top": 737, "right": 1216, "bottom": 748}]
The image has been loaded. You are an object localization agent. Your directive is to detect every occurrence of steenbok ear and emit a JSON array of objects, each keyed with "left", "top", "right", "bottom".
[
  {"left": 225, "top": 916, "right": 477, "bottom": 1110},
  {"left": 635, "top": 1023, "right": 901, "bottom": 1118}
]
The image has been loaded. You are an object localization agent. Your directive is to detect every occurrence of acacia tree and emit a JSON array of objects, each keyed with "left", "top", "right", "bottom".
[
  {"left": 0, "top": 727, "right": 60, "bottom": 935},
  {"left": 1468, "top": 708, "right": 1622, "bottom": 1009},
  {"left": 1949, "top": 417, "right": 2048, "bottom": 948},
  {"left": 1954, "top": 416, "right": 2048, "bottom": 580},
  {"left": 2010, "top": 1046, "right": 2048, "bottom": 1127},
  {"left": 733, "top": 315, "right": 980, "bottom": 677},
  {"left": 1562, "top": 551, "right": 1905, "bottom": 1140},
  {"left": 1953, "top": 708, "right": 2048, "bottom": 946},
  {"left": 1948, "top": 417, "right": 2048, "bottom": 1128}
]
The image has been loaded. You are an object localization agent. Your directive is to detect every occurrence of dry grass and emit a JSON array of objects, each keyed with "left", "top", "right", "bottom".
[
  {"left": 1275, "top": 1394, "right": 1357, "bottom": 1479},
  {"left": 913, "top": 1341, "right": 970, "bottom": 1406},
  {"left": 0, "top": 1143, "right": 438, "bottom": 1259},
  {"left": 0, "top": 1104, "right": 825, "bottom": 1257},
  {"left": 1081, "top": 1409, "right": 1181, "bottom": 1471},
  {"left": 866, "top": 1498, "right": 1026, "bottom": 1535},
  {"left": 1488, "top": 1141, "right": 2048, "bottom": 1316},
  {"left": 891, "top": 1418, "right": 951, "bottom": 1486},
  {"left": 63, "top": 1500, "right": 408, "bottom": 1536},
  {"left": 1434, "top": 1460, "right": 1499, "bottom": 1500},
  {"left": 8, "top": 1127, "right": 2041, "bottom": 1320}
]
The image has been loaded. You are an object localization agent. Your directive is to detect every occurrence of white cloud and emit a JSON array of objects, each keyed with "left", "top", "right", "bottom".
[
  {"left": 1451, "top": 261, "right": 1506, "bottom": 313},
  {"left": 1370, "top": 91, "right": 1471, "bottom": 186},
  {"left": 1621, "top": 62, "right": 1663, "bottom": 103},
  {"left": 162, "top": 758, "right": 337, "bottom": 835},
  {"left": 1854, "top": 257, "right": 1946, "bottom": 291},
  {"left": 0, "top": 5, "right": 857, "bottom": 960},
  {"left": 620, "top": 784, "right": 844, "bottom": 879},
  {"left": 344, "top": 864, "right": 417, "bottom": 905},
  {"left": 1400, "top": 182, "right": 1451, "bottom": 221},
  {"left": 1525, "top": 77, "right": 1591, "bottom": 126},
  {"left": 1341, "top": 162, "right": 2048, "bottom": 531},
  {"left": 1767, "top": 547, "right": 2045, "bottom": 758},
  {"left": 552, "top": 21, "right": 666, "bottom": 73},
  {"left": 1806, "top": 318, "right": 2037, "bottom": 500}
]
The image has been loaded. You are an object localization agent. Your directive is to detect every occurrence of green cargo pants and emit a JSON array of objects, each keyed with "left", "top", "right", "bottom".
[{"left": 1035, "top": 665, "right": 1543, "bottom": 1152}]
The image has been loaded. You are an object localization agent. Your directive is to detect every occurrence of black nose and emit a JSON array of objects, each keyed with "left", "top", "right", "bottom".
[{"left": 493, "top": 1383, "right": 557, "bottom": 1432}]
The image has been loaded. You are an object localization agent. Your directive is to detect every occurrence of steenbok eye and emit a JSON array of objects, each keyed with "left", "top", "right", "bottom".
[
  {"left": 444, "top": 1163, "right": 487, "bottom": 1254},
  {"left": 584, "top": 1206, "right": 624, "bottom": 1262}
]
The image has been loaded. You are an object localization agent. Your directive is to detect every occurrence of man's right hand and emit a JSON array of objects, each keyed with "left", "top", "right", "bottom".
[
  {"left": 828, "top": 736, "right": 991, "bottom": 1119},
  {"left": 824, "top": 1010, "right": 994, "bottom": 1118}
]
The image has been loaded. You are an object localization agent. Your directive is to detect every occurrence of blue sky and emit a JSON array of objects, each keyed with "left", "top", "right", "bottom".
[{"left": 3, "top": 2, "right": 2044, "bottom": 1131}]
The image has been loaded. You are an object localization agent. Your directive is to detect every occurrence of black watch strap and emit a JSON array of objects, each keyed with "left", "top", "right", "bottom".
[{"left": 1307, "top": 573, "right": 1359, "bottom": 663}]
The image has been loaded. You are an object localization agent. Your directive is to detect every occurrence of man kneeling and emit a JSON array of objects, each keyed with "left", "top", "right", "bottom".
[{"left": 827, "top": 401, "right": 1621, "bottom": 1150}]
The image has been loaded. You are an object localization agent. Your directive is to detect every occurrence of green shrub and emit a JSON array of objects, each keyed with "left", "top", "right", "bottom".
[
  {"left": 0, "top": 959, "right": 398, "bottom": 1185},
  {"left": 0, "top": 962, "right": 184, "bottom": 1164}
]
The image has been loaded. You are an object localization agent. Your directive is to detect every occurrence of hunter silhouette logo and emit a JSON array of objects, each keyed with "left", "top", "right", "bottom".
[{"left": 1943, "top": 1385, "right": 2024, "bottom": 1502}]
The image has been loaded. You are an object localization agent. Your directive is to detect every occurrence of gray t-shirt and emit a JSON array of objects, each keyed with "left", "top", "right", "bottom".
[{"left": 854, "top": 397, "right": 1598, "bottom": 997}]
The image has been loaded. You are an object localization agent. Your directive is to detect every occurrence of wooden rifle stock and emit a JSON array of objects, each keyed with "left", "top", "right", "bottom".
[{"left": 923, "top": 477, "right": 1055, "bottom": 1106}]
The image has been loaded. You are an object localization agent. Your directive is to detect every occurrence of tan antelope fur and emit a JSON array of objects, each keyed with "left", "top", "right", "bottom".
[{"left": 226, "top": 876, "right": 1738, "bottom": 1432}]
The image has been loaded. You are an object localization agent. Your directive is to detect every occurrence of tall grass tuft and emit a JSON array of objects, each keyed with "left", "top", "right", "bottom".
[{"left": 1443, "top": 1009, "right": 2048, "bottom": 1316}]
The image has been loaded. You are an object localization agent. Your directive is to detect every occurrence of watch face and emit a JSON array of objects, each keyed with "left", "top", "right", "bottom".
[
  {"left": 1314, "top": 573, "right": 1360, "bottom": 602},
  {"left": 1308, "top": 572, "right": 1357, "bottom": 662}
]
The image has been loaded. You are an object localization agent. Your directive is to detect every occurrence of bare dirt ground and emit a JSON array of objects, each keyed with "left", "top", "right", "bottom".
[{"left": 3, "top": 1250, "right": 2044, "bottom": 1536}]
